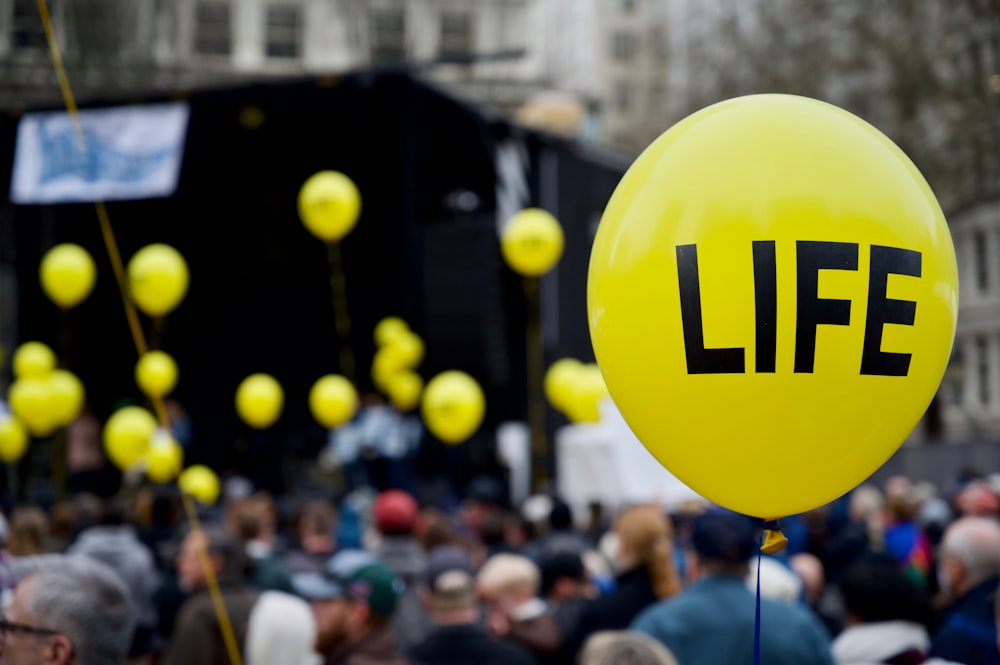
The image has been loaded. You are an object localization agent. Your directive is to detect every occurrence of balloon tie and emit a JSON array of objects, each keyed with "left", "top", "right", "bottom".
[{"left": 761, "top": 518, "right": 788, "bottom": 555}]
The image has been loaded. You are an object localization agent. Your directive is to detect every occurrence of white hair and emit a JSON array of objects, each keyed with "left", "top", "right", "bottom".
[
  {"left": 476, "top": 554, "right": 540, "bottom": 596},
  {"left": 943, "top": 517, "right": 1000, "bottom": 586}
]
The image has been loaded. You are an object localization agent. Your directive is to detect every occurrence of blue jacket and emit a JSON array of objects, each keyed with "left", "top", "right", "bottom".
[
  {"left": 931, "top": 576, "right": 1000, "bottom": 665},
  {"left": 632, "top": 574, "right": 834, "bottom": 665}
]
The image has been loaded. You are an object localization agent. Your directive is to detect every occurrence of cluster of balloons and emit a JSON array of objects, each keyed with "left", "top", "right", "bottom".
[
  {"left": 1, "top": 343, "right": 85, "bottom": 462},
  {"left": 299, "top": 171, "right": 361, "bottom": 243},
  {"left": 421, "top": 371, "right": 486, "bottom": 444},
  {"left": 501, "top": 208, "right": 565, "bottom": 277},
  {"left": 544, "top": 359, "right": 610, "bottom": 424},
  {"left": 371, "top": 317, "right": 425, "bottom": 412}
]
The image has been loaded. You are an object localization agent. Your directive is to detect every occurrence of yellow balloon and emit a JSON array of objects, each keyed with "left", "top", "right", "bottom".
[
  {"left": 8, "top": 377, "right": 57, "bottom": 437},
  {"left": 387, "top": 371, "right": 423, "bottom": 412},
  {"left": 135, "top": 351, "right": 179, "bottom": 398},
  {"left": 544, "top": 359, "right": 584, "bottom": 413},
  {"left": 372, "top": 347, "right": 407, "bottom": 391},
  {"left": 384, "top": 330, "right": 425, "bottom": 369},
  {"left": 146, "top": 431, "right": 184, "bottom": 483},
  {"left": 587, "top": 94, "right": 959, "bottom": 519},
  {"left": 501, "top": 208, "right": 565, "bottom": 277},
  {"left": 179, "top": 465, "right": 220, "bottom": 505},
  {"left": 12, "top": 342, "right": 56, "bottom": 379},
  {"left": 47, "top": 370, "right": 85, "bottom": 427},
  {"left": 0, "top": 415, "right": 28, "bottom": 463},
  {"left": 298, "top": 171, "right": 362, "bottom": 243},
  {"left": 39, "top": 244, "right": 96, "bottom": 309},
  {"left": 421, "top": 371, "right": 485, "bottom": 445},
  {"left": 236, "top": 374, "right": 284, "bottom": 429},
  {"left": 563, "top": 364, "right": 610, "bottom": 424},
  {"left": 127, "top": 244, "right": 190, "bottom": 317},
  {"left": 104, "top": 406, "right": 157, "bottom": 471},
  {"left": 374, "top": 317, "right": 409, "bottom": 347},
  {"left": 310, "top": 375, "right": 358, "bottom": 429}
]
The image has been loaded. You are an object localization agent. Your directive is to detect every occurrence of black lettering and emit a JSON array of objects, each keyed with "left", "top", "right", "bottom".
[
  {"left": 753, "top": 241, "right": 777, "bottom": 373},
  {"left": 676, "top": 244, "right": 745, "bottom": 374},
  {"left": 860, "top": 245, "right": 921, "bottom": 376},
  {"left": 794, "top": 241, "right": 859, "bottom": 373}
]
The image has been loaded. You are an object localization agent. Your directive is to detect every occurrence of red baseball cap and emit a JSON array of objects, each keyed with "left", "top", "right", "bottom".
[{"left": 374, "top": 490, "right": 419, "bottom": 533}]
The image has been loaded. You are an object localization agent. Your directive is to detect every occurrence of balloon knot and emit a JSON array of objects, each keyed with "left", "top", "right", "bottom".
[{"left": 761, "top": 518, "right": 788, "bottom": 554}]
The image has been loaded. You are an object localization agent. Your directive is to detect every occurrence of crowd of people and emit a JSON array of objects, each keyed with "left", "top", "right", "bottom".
[{"left": 0, "top": 470, "right": 999, "bottom": 665}]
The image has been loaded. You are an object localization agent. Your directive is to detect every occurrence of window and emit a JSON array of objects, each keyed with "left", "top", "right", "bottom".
[
  {"left": 371, "top": 9, "right": 406, "bottom": 63},
  {"left": 611, "top": 31, "right": 637, "bottom": 62},
  {"left": 974, "top": 229, "right": 989, "bottom": 294},
  {"left": 266, "top": 5, "right": 301, "bottom": 59},
  {"left": 13, "top": 0, "right": 49, "bottom": 51},
  {"left": 194, "top": 1, "right": 231, "bottom": 57},
  {"left": 439, "top": 11, "right": 473, "bottom": 60},
  {"left": 977, "top": 336, "right": 990, "bottom": 406},
  {"left": 612, "top": 81, "right": 634, "bottom": 112}
]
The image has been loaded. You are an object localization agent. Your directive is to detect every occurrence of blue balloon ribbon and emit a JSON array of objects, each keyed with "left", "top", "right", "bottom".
[{"left": 754, "top": 526, "right": 764, "bottom": 665}]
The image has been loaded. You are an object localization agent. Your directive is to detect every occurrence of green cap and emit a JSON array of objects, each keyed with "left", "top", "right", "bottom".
[{"left": 346, "top": 561, "right": 405, "bottom": 617}]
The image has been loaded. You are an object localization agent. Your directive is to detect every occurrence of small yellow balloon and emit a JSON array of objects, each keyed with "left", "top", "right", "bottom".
[
  {"left": 8, "top": 377, "right": 57, "bottom": 437},
  {"left": 39, "top": 244, "right": 96, "bottom": 309},
  {"left": 179, "top": 464, "right": 220, "bottom": 505},
  {"left": 372, "top": 348, "right": 407, "bottom": 391},
  {"left": 47, "top": 370, "right": 85, "bottom": 427},
  {"left": 145, "top": 431, "right": 184, "bottom": 483},
  {"left": 127, "top": 244, "right": 190, "bottom": 317},
  {"left": 298, "top": 171, "right": 362, "bottom": 243},
  {"left": 12, "top": 342, "right": 56, "bottom": 379},
  {"left": 135, "top": 351, "right": 179, "bottom": 398},
  {"left": 384, "top": 330, "right": 425, "bottom": 369},
  {"left": 501, "top": 208, "right": 565, "bottom": 277},
  {"left": 374, "top": 317, "right": 409, "bottom": 347},
  {"left": 421, "top": 371, "right": 485, "bottom": 445},
  {"left": 563, "top": 364, "right": 610, "bottom": 424},
  {"left": 0, "top": 415, "right": 29, "bottom": 463},
  {"left": 104, "top": 406, "right": 157, "bottom": 471},
  {"left": 387, "top": 371, "right": 423, "bottom": 412},
  {"left": 236, "top": 374, "right": 284, "bottom": 429},
  {"left": 309, "top": 375, "right": 358, "bottom": 429},
  {"left": 544, "top": 359, "right": 584, "bottom": 413}
]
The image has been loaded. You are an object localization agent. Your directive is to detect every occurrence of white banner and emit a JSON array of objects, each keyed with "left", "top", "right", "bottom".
[{"left": 10, "top": 102, "right": 190, "bottom": 204}]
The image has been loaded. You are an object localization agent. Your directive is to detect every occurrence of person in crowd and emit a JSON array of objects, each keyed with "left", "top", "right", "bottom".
[
  {"left": 480, "top": 510, "right": 521, "bottom": 559},
  {"left": 476, "top": 552, "right": 563, "bottom": 660},
  {"left": 822, "top": 485, "right": 884, "bottom": 585},
  {"left": 230, "top": 497, "right": 296, "bottom": 593},
  {"left": 955, "top": 481, "right": 1000, "bottom": 518},
  {"left": 8, "top": 507, "right": 49, "bottom": 556},
  {"left": 283, "top": 499, "right": 338, "bottom": 574},
  {"left": 525, "top": 497, "right": 589, "bottom": 563},
  {"left": 245, "top": 590, "right": 322, "bottom": 665},
  {"left": 931, "top": 516, "right": 1000, "bottom": 664},
  {"left": 66, "top": 499, "right": 159, "bottom": 660},
  {"left": 294, "top": 550, "right": 407, "bottom": 665},
  {"left": 832, "top": 552, "right": 951, "bottom": 665},
  {"left": 408, "top": 545, "right": 538, "bottom": 665},
  {"left": 748, "top": 555, "right": 804, "bottom": 604},
  {"left": 883, "top": 488, "right": 933, "bottom": 591},
  {"left": 792, "top": 552, "right": 844, "bottom": 637},
  {"left": 570, "top": 503, "right": 681, "bottom": 655},
  {"left": 4, "top": 555, "right": 134, "bottom": 665},
  {"left": 540, "top": 550, "right": 593, "bottom": 640},
  {"left": 372, "top": 489, "right": 431, "bottom": 651},
  {"left": 162, "top": 527, "right": 261, "bottom": 665},
  {"left": 580, "top": 631, "right": 679, "bottom": 665},
  {"left": 632, "top": 511, "right": 834, "bottom": 664}
]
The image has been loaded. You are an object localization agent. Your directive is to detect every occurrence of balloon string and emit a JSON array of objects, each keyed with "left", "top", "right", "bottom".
[
  {"left": 327, "top": 242, "right": 356, "bottom": 383},
  {"left": 523, "top": 278, "right": 548, "bottom": 492},
  {"left": 754, "top": 526, "right": 763, "bottom": 665},
  {"left": 35, "top": 4, "right": 243, "bottom": 665}
]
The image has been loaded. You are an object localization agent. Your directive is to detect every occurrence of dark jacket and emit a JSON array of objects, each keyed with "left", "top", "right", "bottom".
[
  {"left": 409, "top": 623, "right": 539, "bottom": 665},
  {"left": 324, "top": 625, "right": 407, "bottom": 665},
  {"left": 571, "top": 566, "right": 658, "bottom": 644},
  {"left": 162, "top": 585, "right": 260, "bottom": 665},
  {"left": 931, "top": 576, "right": 1000, "bottom": 665},
  {"left": 378, "top": 536, "right": 431, "bottom": 652}
]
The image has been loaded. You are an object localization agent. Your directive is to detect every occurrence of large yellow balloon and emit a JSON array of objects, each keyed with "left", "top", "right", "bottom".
[
  {"left": 47, "top": 370, "right": 85, "bottom": 427},
  {"left": 384, "top": 330, "right": 425, "bottom": 369},
  {"left": 39, "top": 244, "right": 96, "bottom": 309},
  {"left": 12, "top": 342, "right": 56, "bottom": 379},
  {"left": 563, "top": 364, "right": 610, "bottom": 424},
  {"left": 387, "top": 371, "right": 423, "bottom": 412},
  {"left": 0, "top": 415, "right": 28, "bottom": 463},
  {"left": 298, "top": 171, "right": 361, "bottom": 243},
  {"left": 544, "top": 358, "right": 584, "bottom": 413},
  {"left": 104, "top": 406, "right": 157, "bottom": 470},
  {"left": 374, "top": 317, "right": 409, "bottom": 347},
  {"left": 501, "top": 208, "right": 565, "bottom": 277},
  {"left": 127, "top": 244, "right": 190, "bottom": 317},
  {"left": 309, "top": 375, "right": 358, "bottom": 429},
  {"left": 135, "top": 351, "right": 179, "bottom": 398},
  {"left": 179, "top": 465, "right": 220, "bottom": 505},
  {"left": 421, "top": 371, "right": 485, "bottom": 445},
  {"left": 236, "top": 374, "right": 284, "bottom": 429},
  {"left": 8, "top": 377, "right": 57, "bottom": 437},
  {"left": 587, "top": 94, "right": 959, "bottom": 518},
  {"left": 145, "top": 431, "right": 184, "bottom": 483}
]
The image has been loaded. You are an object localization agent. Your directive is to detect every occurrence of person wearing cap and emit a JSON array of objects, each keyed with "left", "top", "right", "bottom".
[
  {"left": 408, "top": 545, "right": 539, "bottom": 665},
  {"left": 632, "top": 511, "right": 834, "bottom": 665},
  {"left": 540, "top": 551, "right": 593, "bottom": 641},
  {"left": 293, "top": 550, "right": 407, "bottom": 665}
]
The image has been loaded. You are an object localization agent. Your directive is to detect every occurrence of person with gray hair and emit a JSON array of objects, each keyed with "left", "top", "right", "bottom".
[
  {"left": 931, "top": 516, "right": 1000, "bottom": 664},
  {"left": 580, "top": 631, "right": 679, "bottom": 665},
  {"left": 1, "top": 555, "right": 134, "bottom": 665}
]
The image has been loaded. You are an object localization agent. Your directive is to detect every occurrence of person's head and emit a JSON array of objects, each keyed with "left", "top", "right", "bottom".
[
  {"left": 790, "top": 553, "right": 825, "bottom": 605},
  {"left": 955, "top": 481, "right": 1000, "bottom": 518},
  {"left": 549, "top": 497, "right": 574, "bottom": 533},
  {"left": 540, "top": 551, "right": 588, "bottom": 605},
  {"left": 3, "top": 555, "right": 134, "bottom": 665},
  {"left": 848, "top": 484, "right": 884, "bottom": 524},
  {"left": 422, "top": 546, "right": 477, "bottom": 623},
  {"left": 94, "top": 500, "right": 128, "bottom": 528},
  {"left": 476, "top": 553, "right": 540, "bottom": 619},
  {"left": 245, "top": 592, "right": 320, "bottom": 665},
  {"left": 939, "top": 516, "right": 1000, "bottom": 597},
  {"left": 580, "top": 631, "right": 679, "bottom": 665},
  {"left": 614, "top": 504, "right": 680, "bottom": 599},
  {"left": 373, "top": 490, "right": 418, "bottom": 537},
  {"left": 840, "top": 552, "right": 933, "bottom": 628},
  {"left": 8, "top": 508, "right": 49, "bottom": 557},
  {"left": 297, "top": 500, "right": 337, "bottom": 553},
  {"left": 175, "top": 527, "right": 245, "bottom": 591},
  {"left": 293, "top": 551, "right": 403, "bottom": 652},
  {"left": 688, "top": 511, "right": 756, "bottom": 580}
]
